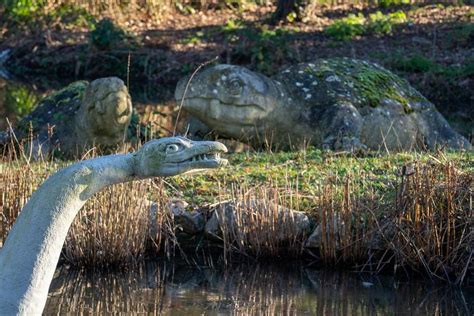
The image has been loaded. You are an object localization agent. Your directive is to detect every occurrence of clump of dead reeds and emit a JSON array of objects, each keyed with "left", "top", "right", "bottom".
[
  {"left": 392, "top": 161, "right": 473, "bottom": 284},
  {"left": 316, "top": 174, "right": 380, "bottom": 265},
  {"left": 63, "top": 180, "right": 152, "bottom": 267},
  {"left": 0, "top": 165, "right": 30, "bottom": 247},
  {"left": 312, "top": 159, "right": 472, "bottom": 284},
  {"left": 146, "top": 181, "right": 184, "bottom": 260},
  {"left": 212, "top": 183, "right": 308, "bottom": 262},
  {"left": 1, "top": 131, "right": 48, "bottom": 245},
  {"left": 0, "top": 142, "right": 472, "bottom": 283}
]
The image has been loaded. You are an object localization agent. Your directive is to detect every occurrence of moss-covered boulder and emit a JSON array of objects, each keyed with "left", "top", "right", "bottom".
[
  {"left": 1, "top": 77, "right": 133, "bottom": 157},
  {"left": 176, "top": 58, "right": 471, "bottom": 151}
]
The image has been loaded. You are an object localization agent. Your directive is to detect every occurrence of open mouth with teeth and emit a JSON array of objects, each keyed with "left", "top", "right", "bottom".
[
  {"left": 182, "top": 151, "right": 227, "bottom": 168},
  {"left": 188, "top": 152, "right": 221, "bottom": 162},
  {"left": 170, "top": 145, "right": 228, "bottom": 174},
  {"left": 137, "top": 137, "right": 228, "bottom": 177}
]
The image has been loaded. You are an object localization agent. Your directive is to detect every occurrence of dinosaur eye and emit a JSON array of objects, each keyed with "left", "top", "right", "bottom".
[
  {"left": 227, "top": 78, "right": 243, "bottom": 96},
  {"left": 165, "top": 144, "right": 180, "bottom": 154}
]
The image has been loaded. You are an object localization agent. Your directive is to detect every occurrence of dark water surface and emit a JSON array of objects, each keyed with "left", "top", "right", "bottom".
[{"left": 46, "top": 261, "right": 473, "bottom": 315}]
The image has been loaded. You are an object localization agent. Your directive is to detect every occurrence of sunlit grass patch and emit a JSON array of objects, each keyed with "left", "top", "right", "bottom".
[
  {"left": 0, "top": 147, "right": 472, "bottom": 283},
  {"left": 325, "top": 10, "right": 407, "bottom": 41}
]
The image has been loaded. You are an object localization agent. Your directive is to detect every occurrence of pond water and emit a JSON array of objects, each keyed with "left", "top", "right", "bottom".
[{"left": 46, "top": 261, "right": 473, "bottom": 315}]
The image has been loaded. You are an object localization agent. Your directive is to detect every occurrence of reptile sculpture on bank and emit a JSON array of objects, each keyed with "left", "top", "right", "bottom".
[
  {"left": 176, "top": 58, "right": 471, "bottom": 151},
  {"left": 0, "top": 77, "right": 134, "bottom": 157},
  {"left": 0, "top": 136, "right": 228, "bottom": 315}
]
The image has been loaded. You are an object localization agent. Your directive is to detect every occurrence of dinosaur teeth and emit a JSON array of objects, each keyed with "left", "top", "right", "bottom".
[{"left": 189, "top": 153, "right": 222, "bottom": 162}]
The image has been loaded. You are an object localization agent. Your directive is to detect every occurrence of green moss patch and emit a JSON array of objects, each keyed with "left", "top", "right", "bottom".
[
  {"left": 308, "top": 58, "right": 425, "bottom": 111},
  {"left": 16, "top": 81, "right": 88, "bottom": 134}
]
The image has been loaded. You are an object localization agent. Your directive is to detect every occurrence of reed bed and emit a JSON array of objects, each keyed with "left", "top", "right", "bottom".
[
  {"left": 211, "top": 184, "right": 308, "bottom": 262},
  {"left": 0, "top": 162, "right": 50, "bottom": 247},
  {"left": 0, "top": 150, "right": 472, "bottom": 283},
  {"left": 316, "top": 174, "right": 381, "bottom": 265},
  {"left": 64, "top": 180, "right": 152, "bottom": 266},
  {"left": 392, "top": 162, "right": 473, "bottom": 284}
]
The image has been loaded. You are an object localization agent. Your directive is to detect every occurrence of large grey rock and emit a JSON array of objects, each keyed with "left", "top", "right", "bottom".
[
  {"left": 149, "top": 199, "right": 205, "bottom": 237},
  {"left": 304, "top": 216, "right": 340, "bottom": 249},
  {"left": 304, "top": 216, "right": 397, "bottom": 252},
  {"left": 304, "top": 224, "right": 323, "bottom": 249},
  {"left": 204, "top": 200, "right": 312, "bottom": 242},
  {"left": 175, "top": 58, "right": 471, "bottom": 151}
]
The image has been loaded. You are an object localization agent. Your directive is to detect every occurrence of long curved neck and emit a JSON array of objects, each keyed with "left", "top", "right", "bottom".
[{"left": 0, "top": 153, "right": 138, "bottom": 315}]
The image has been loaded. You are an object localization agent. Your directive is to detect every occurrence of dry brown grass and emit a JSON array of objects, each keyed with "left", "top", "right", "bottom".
[
  {"left": 0, "top": 147, "right": 472, "bottom": 283},
  {"left": 210, "top": 184, "right": 307, "bottom": 262},
  {"left": 311, "top": 161, "right": 473, "bottom": 284},
  {"left": 0, "top": 162, "right": 50, "bottom": 247},
  {"left": 316, "top": 175, "right": 380, "bottom": 265},
  {"left": 64, "top": 180, "right": 152, "bottom": 266},
  {"left": 392, "top": 162, "right": 473, "bottom": 284}
]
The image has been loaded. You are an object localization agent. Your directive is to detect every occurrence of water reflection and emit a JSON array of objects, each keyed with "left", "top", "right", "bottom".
[{"left": 46, "top": 261, "right": 473, "bottom": 315}]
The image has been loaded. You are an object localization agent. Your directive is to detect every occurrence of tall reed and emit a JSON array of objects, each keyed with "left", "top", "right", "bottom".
[
  {"left": 212, "top": 183, "right": 308, "bottom": 262},
  {"left": 316, "top": 174, "right": 379, "bottom": 265},
  {"left": 0, "top": 147, "right": 472, "bottom": 283},
  {"left": 392, "top": 162, "right": 473, "bottom": 284},
  {"left": 63, "top": 180, "right": 153, "bottom": 267}
]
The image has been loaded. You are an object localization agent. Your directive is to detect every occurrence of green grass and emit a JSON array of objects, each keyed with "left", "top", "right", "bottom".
[
  {"left": 220, "top": 21, "right": 295, "bottom": 74},
  {"left": 3, "top": 1, "right": 95, "bottom": 28},
  {"left": 4, "top": 84, "right": 40, "bottom": 119},
  {"left": 389, "top": 53, "right": 474, "bottom": 81},
  {"left": 325, "top": 10, "right": 407, "bottom": 41},
  {"left": 376, "top": 0, "right": 410, "bottom": 8},
  {"left": 166, "top": 149, "right": 473, "bottom": 208},
  {"left": 3, "top": 149, "right": 471, "bottom": 210}
]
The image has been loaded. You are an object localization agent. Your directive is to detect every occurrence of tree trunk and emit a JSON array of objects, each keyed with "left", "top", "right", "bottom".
[{"left": 272, "top": 0, "right": 298, "bottom": 23}]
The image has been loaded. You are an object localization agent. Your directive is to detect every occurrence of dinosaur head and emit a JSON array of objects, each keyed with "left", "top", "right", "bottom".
[
  {"left": 81, "top": 77, "right": 132, "bottom": 145},
  {"left": 175, "top": 65, "right": 283, "bottom": 139},
  {"left": 135, "top": 136, "right": 228, "bottom": 177}
]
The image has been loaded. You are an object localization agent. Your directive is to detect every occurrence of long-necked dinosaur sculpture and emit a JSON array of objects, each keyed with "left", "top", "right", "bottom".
[{"left": 0, "top": 137, "right": 228, "bottom": 315}]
